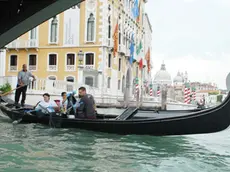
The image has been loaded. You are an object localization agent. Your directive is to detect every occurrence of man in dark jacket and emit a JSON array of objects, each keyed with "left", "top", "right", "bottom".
[{"left": 76, "top": 87, "right": 96, "bottom": 119}]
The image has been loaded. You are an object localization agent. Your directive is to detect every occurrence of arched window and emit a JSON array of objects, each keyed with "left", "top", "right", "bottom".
[
  {"left": 108, "top": 16, "right": 111, "bottom": 39},
  {"left": 118, "top": 24, "right": 121, "bottom": 45},
  {"left": 66, "top": 53, "right": 75, "bottom": 71},
  {"left": 85, "top": 76, "right": 94, "bottom": 87},
  {"left": 66, "top": 76, "right": 74, "bottom": 91},
  {"left": 9, "top": 55, "right": 17, "bottom": 71},
  {"left": 48, "top": 54, "right": 57, "bottom": 71},
  {"left": 87, "top": 13, "right": 95, "bottom": 41},
  {"left": 50, "top": 16, "right": 58, "bottom": 43},
  {"left": 122, "top": 75, "right": 125, "bottom": 93},
  {"left": 85, "top": 53, "right": 94, "bottom": 65},
  {"left": 66, "top": 76, "right": 74, "bottom": 82},
  {"left": 28, "top": 54, "right": 37, "bottom": 71},
  {"left": 107, "top": 77, "right": 111, "bottom": 89},
  {"left": 67, "top": 53, "right": 75, "bottom": 65},
  {"left": 48, "top": 76, "right": 56, "bottom": 80},
  {"left": 48, "top": 76, "right": 57, "bottom": 87},
  {"left": 118, "top": 80, "right": 121, "bottom": 90}
]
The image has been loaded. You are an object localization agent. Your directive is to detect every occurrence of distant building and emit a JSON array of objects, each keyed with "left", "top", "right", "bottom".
[{"left": 4, "top": 0, "right": 153, "bottom": 99}]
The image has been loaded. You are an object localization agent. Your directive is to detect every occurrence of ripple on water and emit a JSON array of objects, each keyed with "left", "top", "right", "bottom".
[{"left": 0, "top": 115, "right": 230, "bottom": 172}]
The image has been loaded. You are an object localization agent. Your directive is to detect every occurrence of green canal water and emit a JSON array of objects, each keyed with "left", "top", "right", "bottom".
[{"left": 0, "top": 113, "right": 230, "bottom": 172}]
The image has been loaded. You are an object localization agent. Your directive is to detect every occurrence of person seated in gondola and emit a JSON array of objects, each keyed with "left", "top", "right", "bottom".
[
  {"left": 66, "top": 91, "right": 78, "bottom": 115},
  {"left": 197, "top": 95, "right": 206, "bottom": 109},
  {"left": 59, "top": 92, "right": 68, "bottom": 114},
  {"left": 75, "top": 87, "right": 96, "bottom": 119},
  {"left": 35, "top": 93, "right": 59, "bottom": 116}
]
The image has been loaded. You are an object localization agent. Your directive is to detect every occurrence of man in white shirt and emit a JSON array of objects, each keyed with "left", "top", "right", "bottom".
[{"left": 35, "top": 93, "right": 58, "bottom": 113}]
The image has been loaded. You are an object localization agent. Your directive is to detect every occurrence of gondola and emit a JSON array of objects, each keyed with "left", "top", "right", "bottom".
[{"left": 0, "top": 95, "right": 229, "bottom": 136}]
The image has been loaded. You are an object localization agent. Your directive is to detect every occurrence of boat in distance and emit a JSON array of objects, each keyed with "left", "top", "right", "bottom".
[{"left": 0, "top": 96, "right": 229, "bottom": 136}]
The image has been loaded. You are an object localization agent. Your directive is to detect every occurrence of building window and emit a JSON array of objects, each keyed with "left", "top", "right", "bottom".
[
  {"left": 118, "top": 80, "right": 121, "bottom": 90},
  {"left": 85, "top": 53, "right": 94, "bottom": 65},
  {"left": 66, "top": 53, "right": 75, "bottom": 71},
  {"left": 30, "top": 27, "right": 37, "bottom": 40},
  {"left": 87, "top": 13, "right": 95, "bottom": 42},
  {"left": 9, "top": 55, "right": 17, "bottom": 71},
  {"left": 29, "top": 54, "right": 37, "bottom": 71},
  {"left": 85, "top": 76, "right": 94, "bottom": 87},
  {"left": 107, "top": 77, "right": 111, "bottom": 88},
  {"left": 122, "top": 75, "right": 125, "bottom": 93},
  {"left": 66, "top": 76, "right": 74, "bottom": 91},
  {"left": 118, "top": 24, "right": 121, "bottom": 45},
  {"left": 49, "top": 54, "right": 57, "bottom": 65},
  {"left": 50, "top": 16, "right": 58, "bottom": 43},
  {"left": 67, "top": 53, "right": 75, "bottom": 65},
  {"left": 48, "top": 54, "right": 57, "bottom": 71},
  {"left": 108, "top": 54, "right": 111, "bottom": 68},
  {"left": 108, "top": 16, "right": 111, "bottom": 39},
  {"left": 48, "top": 76, "right": 56, "bottom": 80},
  {"left": 66, "top": 76, "right": 74, "bottom": 82},
  {"left": 118, "top": 58, "right": 121, "bottom": 71},
  {"left": 123, "top": 31, "right": 126, "bottom": 45}
]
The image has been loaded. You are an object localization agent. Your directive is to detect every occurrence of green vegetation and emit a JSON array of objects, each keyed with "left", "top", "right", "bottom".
[
  {"left": 208, "top": 91, "right": 219, "bottom": 95},
  {"left": 217, "top": 94, "right": 223, "bottom": 103},
  {"left": 0, "top": 82, "right": 12, "bottom": 94}
]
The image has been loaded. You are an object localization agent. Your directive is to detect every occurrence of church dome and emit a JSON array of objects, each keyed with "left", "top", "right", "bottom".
[
  {"left": 173, "top": 72, "right": 184, "bottom": 83},
  {"left": 154, "top": 63, "right": 172, "bottom": 85}
]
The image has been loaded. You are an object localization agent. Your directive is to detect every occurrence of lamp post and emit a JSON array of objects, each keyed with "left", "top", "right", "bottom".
[{"left": 78, "top": 50, "right": 84, "bottom": 65}]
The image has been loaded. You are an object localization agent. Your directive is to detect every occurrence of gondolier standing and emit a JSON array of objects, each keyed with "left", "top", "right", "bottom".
[{"left": 15, "top": 64, "right": 35, "bottom": 107}]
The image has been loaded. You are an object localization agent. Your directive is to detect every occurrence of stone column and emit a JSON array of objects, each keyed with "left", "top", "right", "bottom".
[
  {"left": 0, "top": 49, "right": 6, "bottom": 76},
  {"left": 161, "top": 84, "right": 167, "bottom": 110}
]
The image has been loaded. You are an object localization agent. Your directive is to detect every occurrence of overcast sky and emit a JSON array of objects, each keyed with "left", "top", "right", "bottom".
[{"left": 145, "top": 0, "right": 230, "bottom": 89}]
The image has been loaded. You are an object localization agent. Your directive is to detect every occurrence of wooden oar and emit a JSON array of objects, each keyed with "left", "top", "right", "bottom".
[{"left": 0, "top": 84, "right": 27, "bottom": 97}]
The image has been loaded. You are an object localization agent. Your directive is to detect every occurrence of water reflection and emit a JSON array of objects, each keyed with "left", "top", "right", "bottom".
[{"left": 0, "top": 116, "right": 230, "bottom": 172}]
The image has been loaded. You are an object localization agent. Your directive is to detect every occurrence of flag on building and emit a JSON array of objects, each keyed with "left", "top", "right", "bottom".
[
  {"left": 129, "top": 33, "right": 135, "bottom": 65},
  {"left": 113, "top": 20, "right": 118, "bottom": 57},
  {"left": 145, "top": 48, "right": 151, "bottom": 72},
  {"left": 139, "top": 58, "right": 143, "bottom": 70},
  {"left": 136, "top": 41, "right": 142, "bottom": 55},
  {"left": 132, "top": 0, "right": 139, "bottom": 19},
  {"left": 136, "top": 0, "right": 141, "bottom": 23}
]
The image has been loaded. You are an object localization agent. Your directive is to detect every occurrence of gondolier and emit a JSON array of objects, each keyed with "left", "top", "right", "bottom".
[{"left": 15, "top": 64, "right": 35, "bottom": 107}]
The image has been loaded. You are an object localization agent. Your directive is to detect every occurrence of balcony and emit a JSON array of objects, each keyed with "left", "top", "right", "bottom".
[
  {"left": 66, "top": 65, "right": 76, "bottom": 71},
  {"left": 85, "top": 65, "right": 94, "bottom": 70},
  {"left": 9, "top": 66, "right": 17, "bottom": 71},
  {"left": 29, "top": 65, "right": 37, "bottom": 71},
  {"left": 48, "top": 65, "right": 57, "bottom": 71},
  {"left": 6, "top": 39, "right": 38, "bottom": 50}
]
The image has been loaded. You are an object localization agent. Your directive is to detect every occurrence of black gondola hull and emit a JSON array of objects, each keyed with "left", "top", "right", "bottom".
[{"left": 0, "top": 98, "right": 230, "bottom": 136}]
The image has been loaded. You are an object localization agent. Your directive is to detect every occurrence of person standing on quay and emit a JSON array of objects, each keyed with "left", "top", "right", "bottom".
[{"left": 15, "top": 64, "right": 35, "bottom": 107}]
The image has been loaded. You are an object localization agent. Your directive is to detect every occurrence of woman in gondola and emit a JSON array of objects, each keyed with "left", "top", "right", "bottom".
[
  {"left": 59, "top": 92, "right": 68, "bottom": 114},
  {"left": 34, "top": 93, "right": 59, "bottom": 116}
]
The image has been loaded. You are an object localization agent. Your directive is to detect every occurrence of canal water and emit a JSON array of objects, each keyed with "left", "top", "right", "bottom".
[{"left": 0, "top": 111, "right": 230, "bottom": 172}]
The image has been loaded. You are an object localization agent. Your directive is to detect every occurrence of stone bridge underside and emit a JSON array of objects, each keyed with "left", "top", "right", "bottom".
[{"left": 0, "top": 0, "right": 84, "bottom": 48}]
